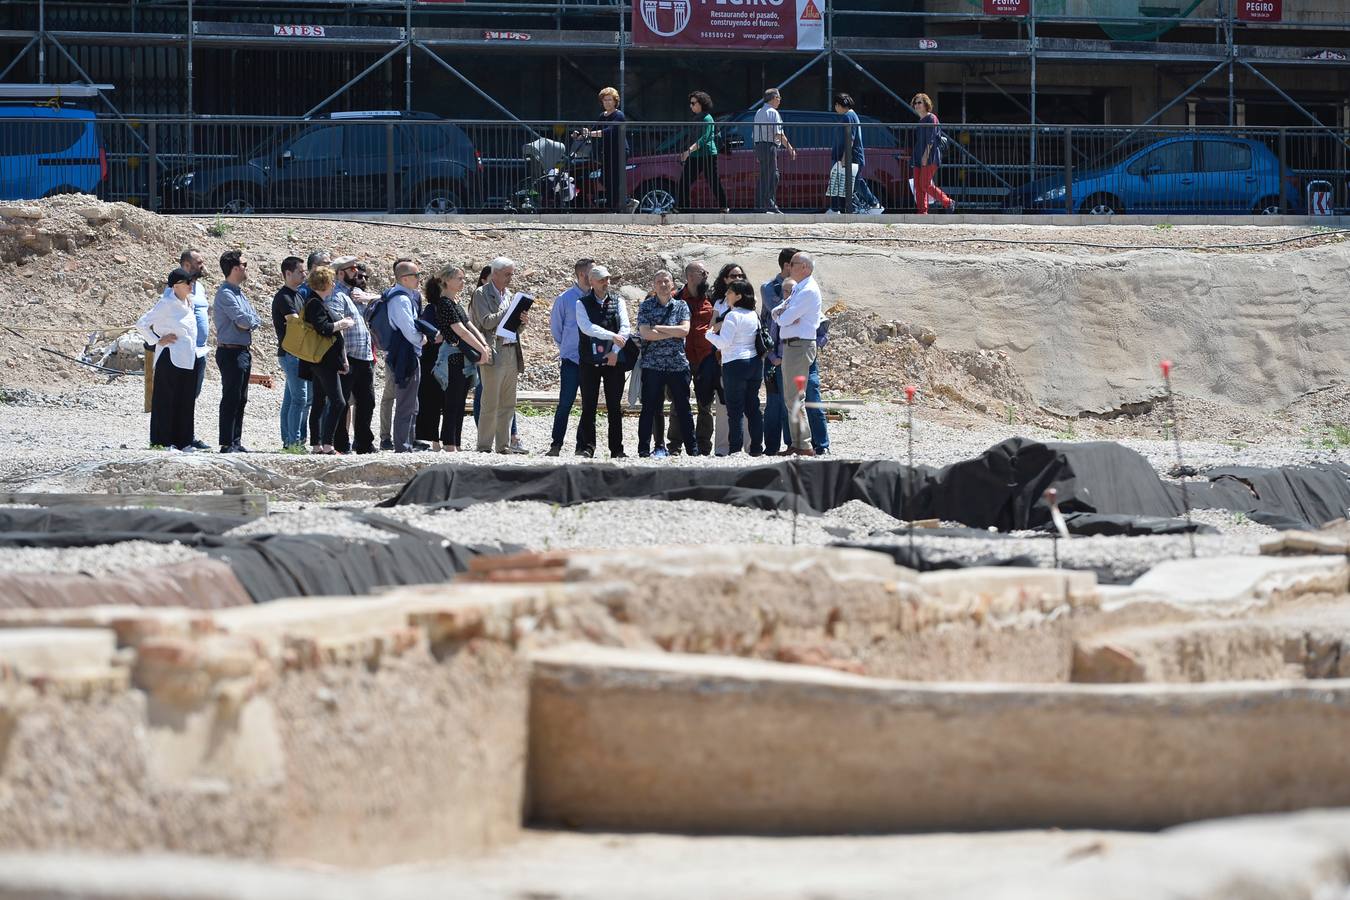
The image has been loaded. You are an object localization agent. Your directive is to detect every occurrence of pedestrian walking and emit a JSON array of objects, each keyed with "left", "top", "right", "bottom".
[
  {"left": 272, "top": 256, "right": 311, "bottom": 449},
  {"left": 636, "top": 270, "right": 697, "bottom": 458},
  {"left": 753, "top": 88, "right": 796, "bottom": 213},
  {"left": 826, "top": 93, "right": 884, "bottom": 215},
  {"left": 772, "top": 252, "right": 824, "bottom": 456},
  {"left": 676, "top": 91, "right": 729, "bottom": 213},
  {"left": 911, "top": 92, "right": 954, "bottom": 215},
  {"left": 705, "top": 279, "right": 764, "bottom": 456},
  {"left": 471, "top": 257, "right": 527, "bottom": 454},
  {"left": 212, "top": 250, "right": 262, "bottom": 454},
  {"left": 546, "top": 257, "right": 593, "bottom": 456},
  {"left": 575, "top": 264, "right": 630, "bottom": 459},
  {"left": 136, "top": 267, "right": 199, "bottom": 451}
]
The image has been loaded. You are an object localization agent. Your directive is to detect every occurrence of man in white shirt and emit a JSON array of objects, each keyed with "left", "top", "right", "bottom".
[
  {"left": 753, "top": 88, "right": 796, "bottom": 214},
  {"left": 575, "top": 264, "right": 631, "bottom": 458},
  {"left": 772, "top": 251, "right": 823, "bottom": 456}
]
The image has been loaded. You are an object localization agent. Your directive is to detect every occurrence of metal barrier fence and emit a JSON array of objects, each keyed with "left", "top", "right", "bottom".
[{"left": 2, "top": 116, "right": 1347, "bottom": 216}]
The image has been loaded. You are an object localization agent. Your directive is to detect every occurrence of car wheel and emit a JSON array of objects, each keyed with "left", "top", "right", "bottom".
[
  {"left": 216, "top": 188, "right": 256, "bottom": 215},
  {"left": 420, "top": 187, "right": 462, "bottom": 215},
  {"left": 1082, "top": 193, "right": 1122, "bottom": 216},
  {"left": 636, "top": 182, "right": 677, "bottom": 214},
  {"left": 1253, "top": 196, "right": 1281, "bottom": 215}
]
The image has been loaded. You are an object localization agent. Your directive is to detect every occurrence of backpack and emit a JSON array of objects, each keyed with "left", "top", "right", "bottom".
[{"left": 365, "top": 286, "right": 399, "bottom": 352}]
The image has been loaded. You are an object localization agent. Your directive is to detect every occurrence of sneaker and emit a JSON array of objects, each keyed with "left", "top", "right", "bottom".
[
  {"left": 219, "top": 445, "right": 234, "bottom": 454},
  {"left": 178, "top": 445, "right": 197, "bottom": 454},
  {"left": 545, "top": 444, "right": 562, "bottom": 457},
  {"left": 188, "top": 439, "right": 209, "bottom": 450},
  {"left": 825, "top": 209, "right": 841, "bottom": 216},
  {"left": 413, "top": 440, "right": 431, "bottom": 451},
  {"left": 380, "top": 439, "right": 394, "bottom": 451},
  {"left": 863, "top": 204, "right": 885, "bottom": 216},
  {"left": 945, "top": 200, "right": 956, "bottom": 213},
  {"left": 577, "top": 449, "right": 594, "bottom": 459},
  {"left": 652, "top": 448, "right": 669, "bottom": 459},
  {"left": 231, "top": 444, "right": 251, "bottom": 454},
  {"left": 506, "top": 445, "right": 529, "bottom": 455},
  {"left": 509, "top": 436, "right": 527, "bottom": 453}
]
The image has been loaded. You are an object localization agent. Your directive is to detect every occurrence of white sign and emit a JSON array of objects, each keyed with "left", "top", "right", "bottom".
[
  {"left": 484, "top": 30, "right": 531, "bottom": 41},
  {"left": 796, "top": 0, "right": 824, "bottom": 51},
  {"left": 273, "top": 25, "right": 326, "bottom": 38},
  {"left": 919, "top": 38, "right": 938, "bottom": 49}
]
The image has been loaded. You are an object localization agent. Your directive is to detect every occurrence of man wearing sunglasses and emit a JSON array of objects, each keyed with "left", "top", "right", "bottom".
[{"left": 213, "top": 250, "right": 263, "bottom": 454}]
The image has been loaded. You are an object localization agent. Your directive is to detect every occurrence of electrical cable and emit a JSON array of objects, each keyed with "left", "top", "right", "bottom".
[{"left": 220, "top": 214, "right": 1350, "bottom": 253}]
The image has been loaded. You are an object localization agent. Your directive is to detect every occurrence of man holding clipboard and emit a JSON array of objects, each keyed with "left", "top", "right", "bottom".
[{"left": 471, "top": 256, "right": 531, "bottom": 454}]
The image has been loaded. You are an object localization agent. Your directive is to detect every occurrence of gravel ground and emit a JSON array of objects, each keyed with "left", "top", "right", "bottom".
[
  {"left": 0, "top": 540, "right": 203, "bottom": 576},
  {"left": 225, "top": 508, "right": 398, "bottom": 543}
]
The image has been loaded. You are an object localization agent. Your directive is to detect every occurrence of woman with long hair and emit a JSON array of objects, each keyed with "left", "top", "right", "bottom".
[
  {"left": 418, "top": 265, "right": 491, "bottom": 452},
  {"left": 677, "top": 91, "right": 729, "bottom": 213},
  {"left": 710, "top": 261, "right": 748, "bottom": 456},
  {"left": 705, "top": 279, "right": 764, "bottom": 456}
]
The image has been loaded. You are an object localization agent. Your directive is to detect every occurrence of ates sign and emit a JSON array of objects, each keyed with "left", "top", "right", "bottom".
[
  {"left": 273, "top": 24, "right": 325, "bottom": 37},
  {"left": 1236, "top": 0, "right": 1281, "bottom": 21},
  {"left": 632, "top": 0, "right": 825, "bottom": 51},
  {"left": 984, "top": 0, "right": 1030, "bottom": 15}
]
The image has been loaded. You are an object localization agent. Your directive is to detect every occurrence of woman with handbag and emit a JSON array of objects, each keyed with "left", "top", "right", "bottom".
[
  {"left": 420, "top": 265, "right": 491, "bottom": 452},
  {"left": 135, "top": 267, "right": 199, "bottom": 451},
  {"left": 705, "top": 279, "right": 764, "bottom": 456},
  {"left": 911, "top": 92, "right": 954, "bottom": 215},
  {"left": 302, "top": 266, "right": 356, "bottom": 455}
]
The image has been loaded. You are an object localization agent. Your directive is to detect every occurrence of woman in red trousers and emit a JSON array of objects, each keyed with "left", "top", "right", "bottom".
[{"left": 911, "top": 93, "right": 954, "bottom": 215}]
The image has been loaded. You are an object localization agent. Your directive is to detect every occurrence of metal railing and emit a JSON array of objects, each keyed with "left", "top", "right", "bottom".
[{"left": 2, "top": 116, "right": 1346, "bottom": 216}]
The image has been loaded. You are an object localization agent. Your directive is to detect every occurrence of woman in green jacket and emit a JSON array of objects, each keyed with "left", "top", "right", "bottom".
[{"left": 677, "top": 91, "right": 729, "bottom": 213}]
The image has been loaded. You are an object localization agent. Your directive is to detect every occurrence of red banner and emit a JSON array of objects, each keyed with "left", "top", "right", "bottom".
[
  {"left": 632, "top": 0, "right": 824, "bottom": 51},
  {"left": 984, "top": 0, "right": 1030, "bottom": 15},
  {"left": 1236, "top": 0, "right": 1281, "bottom": 21}
]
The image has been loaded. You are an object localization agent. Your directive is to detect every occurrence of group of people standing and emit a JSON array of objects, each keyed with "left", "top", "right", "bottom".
[
  {"left": 135, "top": 246, "right": 831, "bottom": 461},
  {"left": 582, "top": 84, "right": 950, "bottom": 215},
  {"left": 545, "top": 249, "right": 830, "bottom": 459}
]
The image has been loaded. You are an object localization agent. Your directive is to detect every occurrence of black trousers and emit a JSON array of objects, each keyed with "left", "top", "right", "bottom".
[
  {"left": 668, "top": 354, "right": 718, "bottom": 454},
  {"left": 678, "top": 153, "right": 728, "bottom": 211},
  {"left": 577, "top": 363, "right": 627, "bottom": 456},
  {"left": 334, "top": 358, "right": 375, "bottom": 454},
  {"left": 150, "top": 354, "right": 197, "bottom": 450},
  {"left": 415, "top": 347, "right": 444, "bottom": 442},
  {"left": 312, "top": 362, "right": 348, "bottom": 448},
  {"left": 441, "top": 355, "right": 470, "bottom": 446},
  {"left": 601, "top": 155, "right": 626, "bottom": 210},
  {"left": 193, "top": 354, "right": 206, "bottom": 400},
  {"left": 215, "top": 346, "right": 251, "bottom": 449}
]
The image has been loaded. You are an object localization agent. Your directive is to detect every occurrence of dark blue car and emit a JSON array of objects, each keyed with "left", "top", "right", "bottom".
[
  {"left": 0, "top": 105, "right": 106, "bottom": 200},
  {"left": 1010, "top": 135, "right": 1299, "bottom": 215}
]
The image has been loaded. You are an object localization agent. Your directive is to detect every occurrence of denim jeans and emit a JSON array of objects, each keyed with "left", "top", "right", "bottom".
[
  {"left": 550, "top": 359, "right": 582, "bottom": 449},
  {"left": 278, "top": 352, "right": 311, "bottom": 448},
  {"left": 805, "top": 358, "right": 829, "bottom": 452},
  {"left": 720, "top": 356, "right": 764, "bottom": 455},
  {"left": 762, "top": 365, "right": 793, "bottom": 455}
]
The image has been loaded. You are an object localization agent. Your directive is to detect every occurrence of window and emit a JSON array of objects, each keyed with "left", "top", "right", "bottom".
[
  {"left": 1127, "top": 141, "right": 1194, "bottom": 176},
  {"left": 0, "top": 121, "right": 86, "bottom": 156},
  {"left": 343, "top": 124, "right": 388, "bottom": 159},
  {"left": 286, "top": 126, "right": 341, "bottom": 160},
  {"left": 1201, "top": 141, "right": 1251, "bottom": 173}
]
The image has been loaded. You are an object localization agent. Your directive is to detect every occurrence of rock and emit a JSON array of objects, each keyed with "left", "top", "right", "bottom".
[{"left": 0, "top": 206, "right": 42, "bottom": 220}]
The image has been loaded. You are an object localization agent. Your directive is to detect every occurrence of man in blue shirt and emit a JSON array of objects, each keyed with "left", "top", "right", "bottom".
[
  {"left": 546, "top": 257, "right": 592, "bottom": 457},
  {"left": 636, "top": 270, "right": 697, "bottom": 458},
  {"left": 827, "top": 93, "right": 884, "bottom": 215},
  {"left": 212, "top": 250, "right": 263, "bottom": 454},
  {"left": 161, "top": 248, "right": 210, "bottom": 450}
]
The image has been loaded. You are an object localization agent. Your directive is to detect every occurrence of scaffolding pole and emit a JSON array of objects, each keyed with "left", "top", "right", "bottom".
[
  {"left": 405, "top": 0, "right": 413, "bottom": 111},
  {"left": 1239, "top": 60, "right": 1350, "bottom": 152},
  {"left": 303, "top": 42, "right": 407, "bottom": 120},
  {"left": 414, "top": 41, "right": 540, "bottom": 136},
  {"left": 0, "top": 38, "right": 37, "bottom": 82},
  {"left": 37, "top": 0, "right": 45, "bottom": 83}
]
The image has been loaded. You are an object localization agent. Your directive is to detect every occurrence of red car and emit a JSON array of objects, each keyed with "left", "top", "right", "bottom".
[{"left": 594, "top": 109, "right": 912, "bottom": 213}]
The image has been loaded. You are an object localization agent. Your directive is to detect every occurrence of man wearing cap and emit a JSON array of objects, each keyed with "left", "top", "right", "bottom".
[
  {"left": 575, "top": 263, "right": 630, "bottom": 459},
  {"left": 385, "top": 259, "right": 439, "bottom": 453},
  {"left": 471, "top": 257, "right": 527, "bottom": 454},
  {"left": 213, "top": 250, "right": 263, "bottom": 454},
  {"left": 137, "top": 267, "right": 200, "bottom": 451},
  {"left": 159, "top": 249, "right": 211, "bottom": 449},
  {"left": 546, "top": 257, "right": 592, "bottom": 457}
]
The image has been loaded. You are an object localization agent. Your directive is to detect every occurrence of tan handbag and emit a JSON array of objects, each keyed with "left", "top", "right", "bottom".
[{"left": 281, "top": 313, "right": 335, "bottom": 364}]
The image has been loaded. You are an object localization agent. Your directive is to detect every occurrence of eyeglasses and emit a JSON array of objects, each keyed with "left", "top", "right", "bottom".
[{"left": 401, "top": 271, "right": 423, "bottom": 279}]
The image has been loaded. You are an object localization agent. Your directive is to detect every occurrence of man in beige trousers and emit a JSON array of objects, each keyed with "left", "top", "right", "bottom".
[
  {"left": 771, "top": 251, "right": 822, "bottom": 456},
  {"left": 471, "top": 257, "right": 526, "bottom": 453}
]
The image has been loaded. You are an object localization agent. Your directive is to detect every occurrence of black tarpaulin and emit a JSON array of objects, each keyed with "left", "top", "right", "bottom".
[
  {"left": 0, "top": 506, "right": 249, "bottom": 536},
  {"left": 382, "top": 439, "right": 1350, "bottom": 531}
]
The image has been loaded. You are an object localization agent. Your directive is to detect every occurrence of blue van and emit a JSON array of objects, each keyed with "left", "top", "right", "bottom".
[{"left": 0, "top": 105, "right": 106, "bottom": 201}]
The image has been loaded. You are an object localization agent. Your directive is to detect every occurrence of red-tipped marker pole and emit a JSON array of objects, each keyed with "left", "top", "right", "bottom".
[
  {"left": 1044, "top": 487, "right": 1062, "bottom": 568},
  {"left": 1160, "top": 359, "right": 1196, "bottom": 558},
  {"left": 905, "top": 386, "right": 918, "bottom": 561}
]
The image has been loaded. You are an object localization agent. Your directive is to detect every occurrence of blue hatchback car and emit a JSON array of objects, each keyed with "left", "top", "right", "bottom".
[
  {"left": 0, "top": 105, "right": 106, "bottom": 201},
  {"left": 1009, "top": 134, "right": 1299, "bottom": 215}
]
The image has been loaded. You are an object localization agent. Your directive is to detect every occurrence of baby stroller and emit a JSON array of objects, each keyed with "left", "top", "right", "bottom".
[{"left": 507, "top": 134, "right": 589, "bottom": 213}]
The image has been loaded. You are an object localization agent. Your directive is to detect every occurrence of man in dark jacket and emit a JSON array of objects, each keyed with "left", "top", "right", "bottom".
[{"left": 272, "top": 256, "right": 310, "bottom": 449}]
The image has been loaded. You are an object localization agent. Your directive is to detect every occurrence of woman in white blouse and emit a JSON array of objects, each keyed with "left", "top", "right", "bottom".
[
  {"left": 135, "top": 267, "right": 200, "bottom": 451},
  {"left": 705, "top": 279, "right": 764, "bottom": 455}
]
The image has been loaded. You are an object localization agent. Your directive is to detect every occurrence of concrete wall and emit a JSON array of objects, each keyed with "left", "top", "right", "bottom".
[{"left": 529, "top": 643, "right": 1350, "bottom": 833}]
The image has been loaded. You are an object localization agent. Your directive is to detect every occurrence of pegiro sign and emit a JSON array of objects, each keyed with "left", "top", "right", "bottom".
[
  {"left": 632, "top": 0, "right": 825, "bottom": 50},
  {"left": 984, "top": 0, "right": 1029, "bottom": 14},
  {"left": 1236, "top": 0, "right": 1281, "bottom": 21}
]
